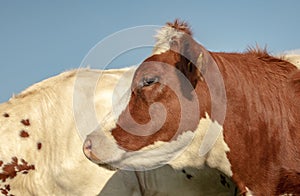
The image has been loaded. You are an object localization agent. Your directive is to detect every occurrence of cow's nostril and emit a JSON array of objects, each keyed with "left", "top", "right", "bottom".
[
  {"left": 85, "top": 139, "right": 92, "bottom": 150},
  {"left": 83, "top": 139, "right": 102, "bottom": 163},
  {"left": 83, "top": 139, "right": 92, "bottom": 157}
]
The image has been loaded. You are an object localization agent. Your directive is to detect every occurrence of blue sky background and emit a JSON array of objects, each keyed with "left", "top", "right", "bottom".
[{"left": 0, "top": 1, "right": 299, "bottom": 103}]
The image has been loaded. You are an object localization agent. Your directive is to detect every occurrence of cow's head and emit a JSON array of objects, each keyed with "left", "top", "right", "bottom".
[{"left": 83, "top": 20, "right": 227, "bottom": 171}]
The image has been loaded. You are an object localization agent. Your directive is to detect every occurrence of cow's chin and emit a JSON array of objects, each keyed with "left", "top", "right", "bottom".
[
  {"left": 97, "top": 163, "right": 117, "bottom": 171},
  {"left": 85, "top": 126, "right": 196, "bottom": 171}
]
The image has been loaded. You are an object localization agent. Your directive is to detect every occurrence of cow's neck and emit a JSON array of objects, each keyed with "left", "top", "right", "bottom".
[{"left": 168, "top": 113, "right": 232, "bottom": 177}]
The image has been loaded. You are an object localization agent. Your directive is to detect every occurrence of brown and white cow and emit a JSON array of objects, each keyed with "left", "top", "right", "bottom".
[
  {"left": 84, "top": 20, "right": 300, "bottom": 195},
  {"left": 0, "top": 66, "right": 237, "bottom": 195}
]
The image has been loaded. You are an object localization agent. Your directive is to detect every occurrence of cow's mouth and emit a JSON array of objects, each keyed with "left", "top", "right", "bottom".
[
  {"left": 97, "top": 163, "right": 117, "bottom": 171},
  {"left": 83, "top": 138, "right": 118, "bottom": 170}
]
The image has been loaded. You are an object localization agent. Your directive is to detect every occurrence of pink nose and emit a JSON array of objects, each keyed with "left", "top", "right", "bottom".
[{"left": 83, "top": 139, "right": 100, "bottom": 162}]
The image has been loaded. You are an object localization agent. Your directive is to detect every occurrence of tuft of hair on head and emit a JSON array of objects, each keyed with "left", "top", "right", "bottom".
[
  {"left": 152, "top": 19, "right": 193, "bottom": 55},
  {"left": 245, "top": 44, "right": 270, "bottom": 57},
  {"left": 166, "top": 19, "right": 193, "bottom": 35}
]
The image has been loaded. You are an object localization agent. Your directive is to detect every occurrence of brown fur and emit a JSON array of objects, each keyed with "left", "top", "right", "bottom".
[
  {"left": 211, "top": 51, "right": 300, "bottom": 195},
  {"left": 111, "top": 20, "right": 300, "bottom": 195},
  {"left": 276, "top": 168, "right": 300, "bottom": 195}
]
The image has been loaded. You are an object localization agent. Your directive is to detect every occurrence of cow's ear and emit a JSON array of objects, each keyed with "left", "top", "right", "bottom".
[{"left": 170, "top": 34, "right": 209, "bottom": 87}]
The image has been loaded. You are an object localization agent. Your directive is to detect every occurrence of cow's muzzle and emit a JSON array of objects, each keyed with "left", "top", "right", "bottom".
[{"left": 83, "top": 139, "right": 101, "bottom": 162}]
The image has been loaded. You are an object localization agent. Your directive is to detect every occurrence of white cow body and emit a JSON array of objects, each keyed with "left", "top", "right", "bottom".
[{"left": 0, "top": 68, "right": 120, "bottom": 195}]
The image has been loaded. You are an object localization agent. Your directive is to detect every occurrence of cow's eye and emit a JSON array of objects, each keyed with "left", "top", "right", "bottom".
[{"left": 142, "top": 76, "right": 159, "bottom": 87}]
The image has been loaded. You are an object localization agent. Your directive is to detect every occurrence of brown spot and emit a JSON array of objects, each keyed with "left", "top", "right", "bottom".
[
  {"left": 37, "top": 142, "right": 42, "bottom": 150},
  {"left": 0, "top": 161, "right": 3, "bottom": 167},
  {"left": 0, "top": 184, "right": 12, "bottom": 196},
  {"left": 3, "top": 113, "right": 9, "bottom": 118},
  {"left": 0, "top": 189, "right": 8, "bottom": 195},
  {"left": 18, "top": 159, "right": 35, "bottom": 172},
  {"left": 0, "top": 183, "right": 10, "bottom": 195},
  {"left": 0, "top": 157, "right": 35, "bottom": 183},
  {"left": 20, "top": 119, "right": 30, "bottom": 126},
  {"left": 4, "top": 184, "right": 10, "bottom": 191},
  {"left": 19, "top": 130, "right": 29, "bottom": 138}
]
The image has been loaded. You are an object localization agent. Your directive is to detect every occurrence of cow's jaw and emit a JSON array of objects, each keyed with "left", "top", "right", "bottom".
[
  {"left": 84, "top": 113, "right": 233, "bottom": 177},
  {"left": 84, "top": 122, "right": 195, "bottom": 171}
]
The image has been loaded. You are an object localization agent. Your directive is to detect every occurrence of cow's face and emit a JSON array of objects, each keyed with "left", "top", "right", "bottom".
[
  {"left": 114, "top": 49, "right": 203, "bottom": 150},
  {"left": 83, "top": 22, "right": 227, "bottom": 170}
]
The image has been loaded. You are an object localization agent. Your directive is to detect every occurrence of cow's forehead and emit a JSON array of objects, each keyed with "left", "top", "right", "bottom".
[
  {"left": 145, "top": 50, "right": 180, "bottom": 64},
  {"left": 136, "top": 61, "right": 165, "bottom": 75},
  {"left": 134, "top": 51, "right": 181, "bottom": 78}
]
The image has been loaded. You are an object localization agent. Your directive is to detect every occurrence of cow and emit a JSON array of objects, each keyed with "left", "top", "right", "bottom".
[
  {"left": 84, "top": 20, "right": 300, "bottom": 195},
  {"left": 0, "top": 66, "right": 237, "bottom": 195},
  {"left": 0, "top": 68, "right": 120, "bottom": 195}
]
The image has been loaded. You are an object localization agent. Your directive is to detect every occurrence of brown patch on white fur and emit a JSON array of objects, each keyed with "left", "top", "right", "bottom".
[
  {"left": 0, "top": 184, "right": 11, "bottom": 196},
  {"left": 0, "top": 157, "right": 35, "bottom": 182},
  {"left": 0, "top": 157, "right": 35, "bottom": 195},
  {"left": 20, "top": 119, "right": 30, "bottom": 126},
  {"left": 37, "top": 142, "right": 42, "bottom": 150},
  {"left": 19, "top": 130, "right": 29, "bottom": 138}
]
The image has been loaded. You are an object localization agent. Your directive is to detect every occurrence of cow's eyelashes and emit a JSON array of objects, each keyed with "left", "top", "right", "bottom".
[{"left": 142, "top": 76, "right": 159, "bottom": 87}]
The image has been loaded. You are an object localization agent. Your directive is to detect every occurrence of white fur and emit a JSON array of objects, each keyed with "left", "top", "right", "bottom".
[
  {"left": 169, "top": 114, "right": 233, "bottom": 177},
  {"left": 0, "top": 68, "right": 134, "bottom": 195},
  {"left": 245, "top": 187, "right": 254, "bottom": 196},
  {"left": 283, "top": 54, "right": 300, "bottom": 69},
  {"left": 86, "top": 124, "right": 195, "bottom": 170},
  {"left": 152, "top": 26, "right": 184, "bottom": 55}
]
